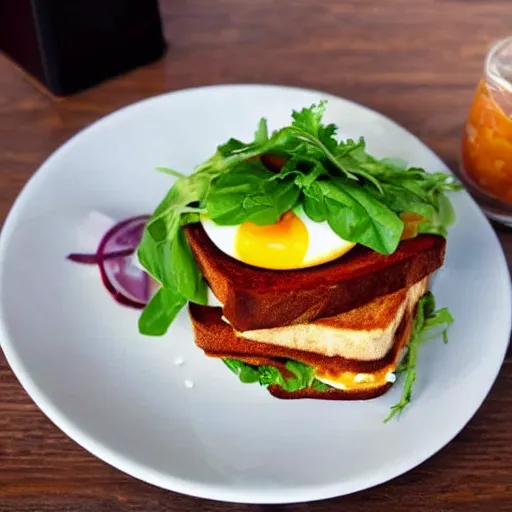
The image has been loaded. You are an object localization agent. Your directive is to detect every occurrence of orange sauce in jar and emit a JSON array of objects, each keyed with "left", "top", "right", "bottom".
[{"left": 461, "top": 79, "right": 512, "bottom": 205}]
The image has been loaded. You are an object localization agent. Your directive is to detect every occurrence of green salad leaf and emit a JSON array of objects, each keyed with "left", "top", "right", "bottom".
[
  {"left": 384, "top": 292, "right": 454, "bottom": 422},
  {"left": 206, "top": 161, "right": 300, "bottom": 226},
  {"left": 222, "top": 358, "right": 329, "bottom": 393},
  {"left": 138, "top": 286, "right": 187, "bottom": 336},
  {"left": 136, "top": 100, "right": 461, "bottom": 336},
  {"left": 303, "top": 179, "right": 404, "bottom": 254}
]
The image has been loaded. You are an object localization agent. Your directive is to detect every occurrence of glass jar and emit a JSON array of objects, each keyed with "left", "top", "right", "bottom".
[{"left": 459, "top": 36, "right": 512, "bottom": 226}]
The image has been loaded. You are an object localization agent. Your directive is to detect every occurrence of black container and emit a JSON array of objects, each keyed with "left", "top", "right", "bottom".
[{"left": 0, "top": 0, "right": 167, "bottom": 96}]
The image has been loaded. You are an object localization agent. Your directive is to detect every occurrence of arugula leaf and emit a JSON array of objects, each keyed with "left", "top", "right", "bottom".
[
  {"left": 269, "top": 155, "right": 327, "bottom": 185},
  {"left": 222, "top": 358, "right": 244, "bottom": 374},
  {"left": 221, "top": 358, "right": 331, "bottom": 393},
  {"left": 138, "top": 286, "right": 187, "bottom": 336},
  {"left": 422, "top": 291, "right": 436, "bottom": 317},
  {"left": 170, "top": 228, "right": 207, "bottom": 303},
  {"left": 239, "top": 364, "right": 260, "bottom": 383},
  {"left": 366, "top": 184, "right": 444, "bottom": 237},
  {"left": 312, "top": 379, "right": 331, "bottom": 391},
  {"left": 294, "top": 162, "right": 327, "bottom": 189},
  {"left": 290, "top": 101, "right": 338, "bottom": 151},
  {"left": 138, "top": 212, "right": 206, "bottom": 305},
  {"left": 155, "top": 167, "right": 187, "bottom": 178},
  {"left": 137, "top": 217, "right": 205, "bottom": 336},
  {"left": 303, "top": 180, "right": 404, "bottom": 254},
  {"left": 137, "top": 167, "right": 215, "bottom": 335},
  {"left": 206, "top": 161, "right": 300, "bottom": 226},
  {"left": 384, "top": 292, "right": 454, "bottom": 422},
  {"left": 362, "top": 171, "right": 460, "bottom": 238},
  {"left": 280, "top": 103, "right": 371, "bottom": 185},
  {"left": 137, "top": 213, "right": 178, "bottom": 285},
  {"left": 258, "top": 365, "right": 282, "bottom": 386},
  {"left": 254, "top": 118, "right": 269, "bottom": 145},
  {"left": 217, "top": 138, "right": 249, "bottom": 157},
  {"left": 290, "top": 104, "right": 366, "bottom": 173},
  {"left": 282, "top": 360, "right": 317, "bottom": 391},
  {"left": 436, "top": 192, "right": 456, "bottom": 228},
  {"left": 192, "top": 139, "right": 266, "bottom": 179},
  {"left": 379, "top": 157, "right": 408, "bottom": 169}
]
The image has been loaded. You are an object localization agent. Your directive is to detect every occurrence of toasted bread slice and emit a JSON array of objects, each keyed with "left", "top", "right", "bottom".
[
  {"left": 188, "top": 288, "right": 417, "bottom": 399},
  {"left": 236, "top": 277, "right": 428, "bottom": 360},
  {"left": 266, "top": 382, "right": 393, "bottom": 401},
  {"left": 185, "top": 223, "right": 445, "bottom": 331},
  {"left": 189, "top": 282, "right": 418, "bottom": 372}
]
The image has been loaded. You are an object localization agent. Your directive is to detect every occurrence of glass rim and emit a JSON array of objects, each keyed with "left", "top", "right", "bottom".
[{"left": 485, "top": 36, "right": 512, "bottom": 93}]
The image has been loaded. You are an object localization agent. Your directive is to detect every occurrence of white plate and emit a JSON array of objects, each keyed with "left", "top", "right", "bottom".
[{"left": 0, "top": 84, "right": 510, "bottom": 504}]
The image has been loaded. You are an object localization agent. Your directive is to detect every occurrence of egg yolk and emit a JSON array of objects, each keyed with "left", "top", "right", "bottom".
[
  {"left": 235, "top": 211, "right": 309, "bottom": 270},
  {"left": 314, "top": 365, "right": 395, "bottom": 391}
]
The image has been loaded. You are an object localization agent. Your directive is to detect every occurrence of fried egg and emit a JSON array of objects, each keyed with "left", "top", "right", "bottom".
[{"left": 200, "top": 207, "right": 356, "bottom": 270}]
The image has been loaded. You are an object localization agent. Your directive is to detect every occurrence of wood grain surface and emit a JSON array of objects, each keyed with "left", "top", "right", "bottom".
[{"left": 1, "top": 0, "right": 512, "bottom": 510}]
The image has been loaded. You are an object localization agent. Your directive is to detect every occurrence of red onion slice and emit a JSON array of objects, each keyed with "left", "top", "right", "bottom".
[
  {"left": 67, "top": 248, "right": 135, "bottom": 264},
  {"left": 68, "top": 214, "right": 156, "bottom": 310},
  {"left": 97, "top": 215, "right": 154, "bottom": 309}
]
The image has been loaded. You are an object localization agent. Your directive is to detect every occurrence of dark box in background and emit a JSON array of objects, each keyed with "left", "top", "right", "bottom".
[{"left": 0, "top": 0, "right": 167, "bottom": 96}]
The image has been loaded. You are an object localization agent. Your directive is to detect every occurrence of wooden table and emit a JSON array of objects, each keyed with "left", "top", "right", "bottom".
[{"left": 1, "top": 1, "right": 511, "bottom": 510}]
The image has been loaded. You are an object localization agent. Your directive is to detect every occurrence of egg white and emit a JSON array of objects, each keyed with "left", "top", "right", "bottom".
[{"left": 200, "top": 206, "right": 355, "bottom": 270}]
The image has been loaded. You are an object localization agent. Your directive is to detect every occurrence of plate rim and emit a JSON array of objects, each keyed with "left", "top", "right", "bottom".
[{"left": 0, "top": 82, "right": 510, "bottom": 504}]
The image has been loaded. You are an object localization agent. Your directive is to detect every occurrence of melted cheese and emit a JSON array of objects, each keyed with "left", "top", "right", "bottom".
[{"left": 315, "top": 364, "right": 397, "bottom": 391}]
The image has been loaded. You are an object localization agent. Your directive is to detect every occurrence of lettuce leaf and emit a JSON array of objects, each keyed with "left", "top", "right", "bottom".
[
  {"left": 222, "top": 358, "right": 330, "bottom": 393},
  {"left": 384, "top": 291, "right": 454, "bottom": 422}
]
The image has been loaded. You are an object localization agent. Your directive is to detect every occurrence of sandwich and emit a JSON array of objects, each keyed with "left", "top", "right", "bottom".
[{"left": 136, "top": 101, "right": 460, "bottom": 420}]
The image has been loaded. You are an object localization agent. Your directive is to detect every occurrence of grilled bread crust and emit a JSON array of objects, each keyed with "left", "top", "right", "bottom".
[{"left": 185, "top": 223, "right": 445, "bottom": 331}]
